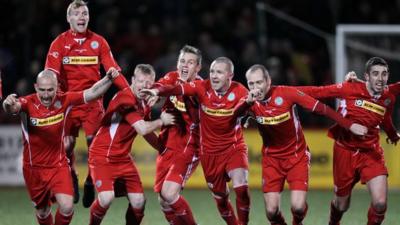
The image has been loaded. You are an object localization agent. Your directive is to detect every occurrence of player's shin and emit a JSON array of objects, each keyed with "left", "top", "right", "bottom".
[
  {"left": 367, "top": 203, "right": 386, "bottom": 225},
  {"left": 214, "top": 194, "right": 239, "bottom": 225},
  {"left": 329, "top": 201, "right": 344, "bottom": 225},
  {"left": 89, "top": 200, "right": 109, "bottom": 225},
  {"left": 234, "top": 185, "right": 250, "bottom": 225},
  {"left": 55, "top": 209, "right": 74, "bottom": 225},
  {"left": 125, "top": 203, "right": 144, "bottom": 225},
  {"left": 291, "top": 203, "right": 308, "bottom": 225},
  {"left": 169, "top": 195, "right": 197, "bottom": 225},
  {"left": 36, "top": 212, "right": 54, "bottom": 225}
]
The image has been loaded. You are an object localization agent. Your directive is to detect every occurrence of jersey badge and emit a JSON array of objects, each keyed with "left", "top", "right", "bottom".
[
  {"left": 54, "top": 100, "right": 61, "bottom": 109},
  {"left": 384, "top": 98, "right": 391, "bottom": 106},
  {"left": 95, "top": 180, "right": 102, "bottom": 188},
  {"left": 91, "top": 41, "right": 99, "bottom": 49},
  {"left": 49, "top": 51, "right": 59, "bottom": 58},
  {"left": 296, "top": 90, "right": 305, "bottom": 96},
  {"left": 227, "top": 92, "right": 235, "bottom": 101},
  {"left": 274, "top": 97, "right": 283, "bottom": 106}
]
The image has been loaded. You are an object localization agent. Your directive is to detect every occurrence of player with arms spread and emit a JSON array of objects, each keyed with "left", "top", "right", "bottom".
[
  {"left": 143, "top": 57, "right": 251, "bottom": 225},
  {"left": 298, "top": 57, "right": 399, "bottom": 225},
  {"left": 2, "top": 69, "right": 120, "bottom": 225},
  {"left": 45, "top": 0, "right": 128, "bottom": 206},
  {"left": 235, "top": 64, "right": 367, "bottom": 225}
]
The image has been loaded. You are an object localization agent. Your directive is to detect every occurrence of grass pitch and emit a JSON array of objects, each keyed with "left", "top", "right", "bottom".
[{"left": 0, "top": 187, "right": 399, "bottom": 225}]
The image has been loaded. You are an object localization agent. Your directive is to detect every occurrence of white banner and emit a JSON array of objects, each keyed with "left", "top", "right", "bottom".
[{"left": 0, "top": 125, "right": 24, "bottom": 185}]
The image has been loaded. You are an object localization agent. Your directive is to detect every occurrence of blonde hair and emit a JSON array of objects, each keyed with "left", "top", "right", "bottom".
[{"left": 67, "top": 0, "right": 87, "bottom": 16}]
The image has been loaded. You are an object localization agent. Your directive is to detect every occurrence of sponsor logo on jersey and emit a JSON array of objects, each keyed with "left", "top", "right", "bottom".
[
  {"left": 170, "top": 96, "right": 186, "bottom": 112},
  {"left": 201, "top": 105, "right": 234, "bottom": 116},
  {"left": 62, "top": 56, "right": 98, "bottom": 65},
  {"left": 90, "top": 41, "right": 99, "bottom": 49},
  {"left": 30, "top": 113, "right": 64, "bottom": 126},
  {"left": 227, "top": 92, "right": 235, "bottom": 101},
  {"left": 256, "top": 111, "right": 291, "bottom": 125},
  {"left": 274, "top": 96, "right": 283, "bottom": 106},
  {"left": 354, "top": 99, "right": 385, "bottom": 116}
]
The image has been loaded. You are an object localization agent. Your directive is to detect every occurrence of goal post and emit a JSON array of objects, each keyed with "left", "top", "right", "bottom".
[{"left": 335, "top": 24, "right": 400, "bottom": 83}]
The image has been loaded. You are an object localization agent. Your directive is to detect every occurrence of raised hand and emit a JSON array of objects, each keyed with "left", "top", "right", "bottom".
[
  {"left": 246, "top": 89, "right": 261, "bottom": 104},
  {"left": 2, "top": 94, "right": 21, "bottom": 113},
  {"left": 344, "top": 71, "right": 363, "bottom": 83},
  {"left": 386, "top": 133, "right": 400, "bottom": 146},
  {"left": 160, "top": 111, "right": 175, "bottom": 126},
  {"left": 106, "top": 67, "right": 120, "bottom": 80}
]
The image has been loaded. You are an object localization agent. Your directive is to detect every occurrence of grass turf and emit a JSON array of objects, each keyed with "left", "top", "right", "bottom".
[{"left": 0, "top": 187, "right": 399, "bottom": 225}]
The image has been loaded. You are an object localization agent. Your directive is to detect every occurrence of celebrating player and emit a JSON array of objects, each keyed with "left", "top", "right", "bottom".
[
  {"left": 2, "top": 69, "right": 120, "bottom": 225},
  {"left": 142, "top": 57, "right": 251, "bottom": 225},
  {"left": 153, "top": 45, "right": 202, "bottom": 225},
  {"left": 45, "top": 0, "right": 128, "bottom": 206},
  {"left": 235, "top": 64, "right": 367, "bottom": 225},
  {"left": 88, "top": 64, "right": 174, "bottom": 225},
  {"left": 298, "top": 57, "right": 399, "bottom": 225}
]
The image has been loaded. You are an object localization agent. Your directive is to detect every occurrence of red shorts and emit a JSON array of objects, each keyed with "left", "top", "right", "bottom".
[
  {"left": 262, "top": 150, "right": 310, "bottom": 193},
  {"left": 201, "top": 147, "right": 249, "bottom": 194},
  {"left": 154, "top": 147, "right": 199, "bottom": 193},
  {"left": 89, "top": 158, "right": 144, "bottom": 194},
  {"left": 333, "top": 142, "right": 388, "bottom": 196},
  {"left": 23, "top": 165, "right": 73, "bottom": 208},
  {"left": 65, "top": 100, "right": 104, "bottom": 137}
]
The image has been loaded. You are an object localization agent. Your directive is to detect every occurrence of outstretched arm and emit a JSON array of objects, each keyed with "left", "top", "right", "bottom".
[
  {"left": 132, "top": 111, "right": 175, "bottom": 136},
  {"left": 83, "top": 69, "right": 119, "bottom": 102}
]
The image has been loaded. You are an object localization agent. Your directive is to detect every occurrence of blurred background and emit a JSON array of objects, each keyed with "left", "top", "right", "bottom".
[{"left": 1, "top": 0, "right": 400, "bottom": 188}]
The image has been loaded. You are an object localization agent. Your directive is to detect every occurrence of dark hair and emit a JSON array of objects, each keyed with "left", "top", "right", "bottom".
[
  {"left": 246, "top": 64, "right": 270, "bottom": 81},
  {"left": 179, "top": 45, "right": 202, "bottom": 65},
  {"left": 365, "top": 57, "right": 389, "bottom": 74}
]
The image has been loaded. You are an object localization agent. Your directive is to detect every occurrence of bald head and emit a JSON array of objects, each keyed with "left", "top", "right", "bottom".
[
  {"left": 35, "top": 70, "right": 58, "bottom": 107},
  {"left": 37, "top": 70, "right": 58, "bottom": 84}
]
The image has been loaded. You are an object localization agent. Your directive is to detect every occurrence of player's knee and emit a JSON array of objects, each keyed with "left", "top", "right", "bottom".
[
  {"left": 36, "top": 207, "right": 51, "bottom": 218},
  {"left": 98, "top": 192, "right": 115, "bottom": 208},
  {"left": 59, "top": 201, "right": 74, "bottom": 215},
  {"left": 291, "top": 206, "right": 305, "bottom": 215},
  {"left": 265, "top": 207, "right": 280, "bottom": 220},
  {"left": 160, "top": 189, "right": 179, "bottom": 203},
  {"left": 129, "top": 194, "right": 146, "bottom": 209},
  {"left": 372, "top": 201, "right": 387, "bottom": 213}
]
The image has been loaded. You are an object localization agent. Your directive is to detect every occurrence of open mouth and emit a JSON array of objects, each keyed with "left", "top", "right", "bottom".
[
  {"left": 181, "top": 68, "right": 189, "bottom": 77},
  {"left": 77, "top": 21, "right": 86, "bottom": 28}
]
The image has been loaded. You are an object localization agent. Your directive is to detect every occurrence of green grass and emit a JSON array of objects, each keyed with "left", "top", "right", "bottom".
[{"left": 0, "top": 188, "right": 399, "bottom": 225}]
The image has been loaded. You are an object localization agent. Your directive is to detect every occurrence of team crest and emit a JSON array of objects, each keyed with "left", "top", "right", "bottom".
[
  {"left": 274, "top": 97, "right": 283, "bottom": 106},
  {"left": 53, "top": 100, "right": 61, "bottom": 109},
  {"left": 95, "top": 180, "right": 102, "bottom": 188},
  {"left": 384, "top": 98, "right": 391, "bottom": 106},
  {"left": 227, "top": 92, "right": 235, "bottom": 101},
  {"left": 90, "top": 41, "right": 99, "bottom": 49}
]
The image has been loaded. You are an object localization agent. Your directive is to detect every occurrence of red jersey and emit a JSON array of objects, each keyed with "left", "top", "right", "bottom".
[
  {"left": 153, "top": 71, "right": 201, "bottom": 152},
  {"left": 159, "top": 80, "right": 248, "bottom": 155},
  {"left": 19, "top": 92, "right": 84, "bottom": 167},
  {"left": 89, "top": 88, "right": 150, "bottom": 163},
  {"left": 45, "top": 29, "right": 120, "bottom": 92},
  {"left": 299, "top": 82, "right": 396, "bottom": 150}
]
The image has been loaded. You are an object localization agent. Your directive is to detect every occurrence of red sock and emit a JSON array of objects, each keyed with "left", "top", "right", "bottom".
[
  {"left": 291, "top": 203, "right": 308, "bottom": 225},
  {"left": 125, "top": 204, "right": 144, "bottom": 225},
  {"left": 89, "top": 200, "right": 109, "bottom": 225},
  {"left": 329, "top": 201, "right": 343, "bottom": 225},
  {"left": 55, "top": 209, "right": 74, "bottom": 225},
  {"left": 268, "top": 211, "right": 287, "bottom": 225},
  {"left": 234, "top": 185, "right": 250, "bottom": 225},
  {"left": 161, "top": 208, "right": 180, "bottom": 225},
  {"left": 367, "top": 204, "right": 386, "bottom": 225},
  {"left": 170, "top": 196, "right": 196, "bottom": 225},
  {"left": 214, "top": 195, "right": 239, "bottom": 225},
  {"left": 36, "top": 212, "right": 54, "bottom": 225}
]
